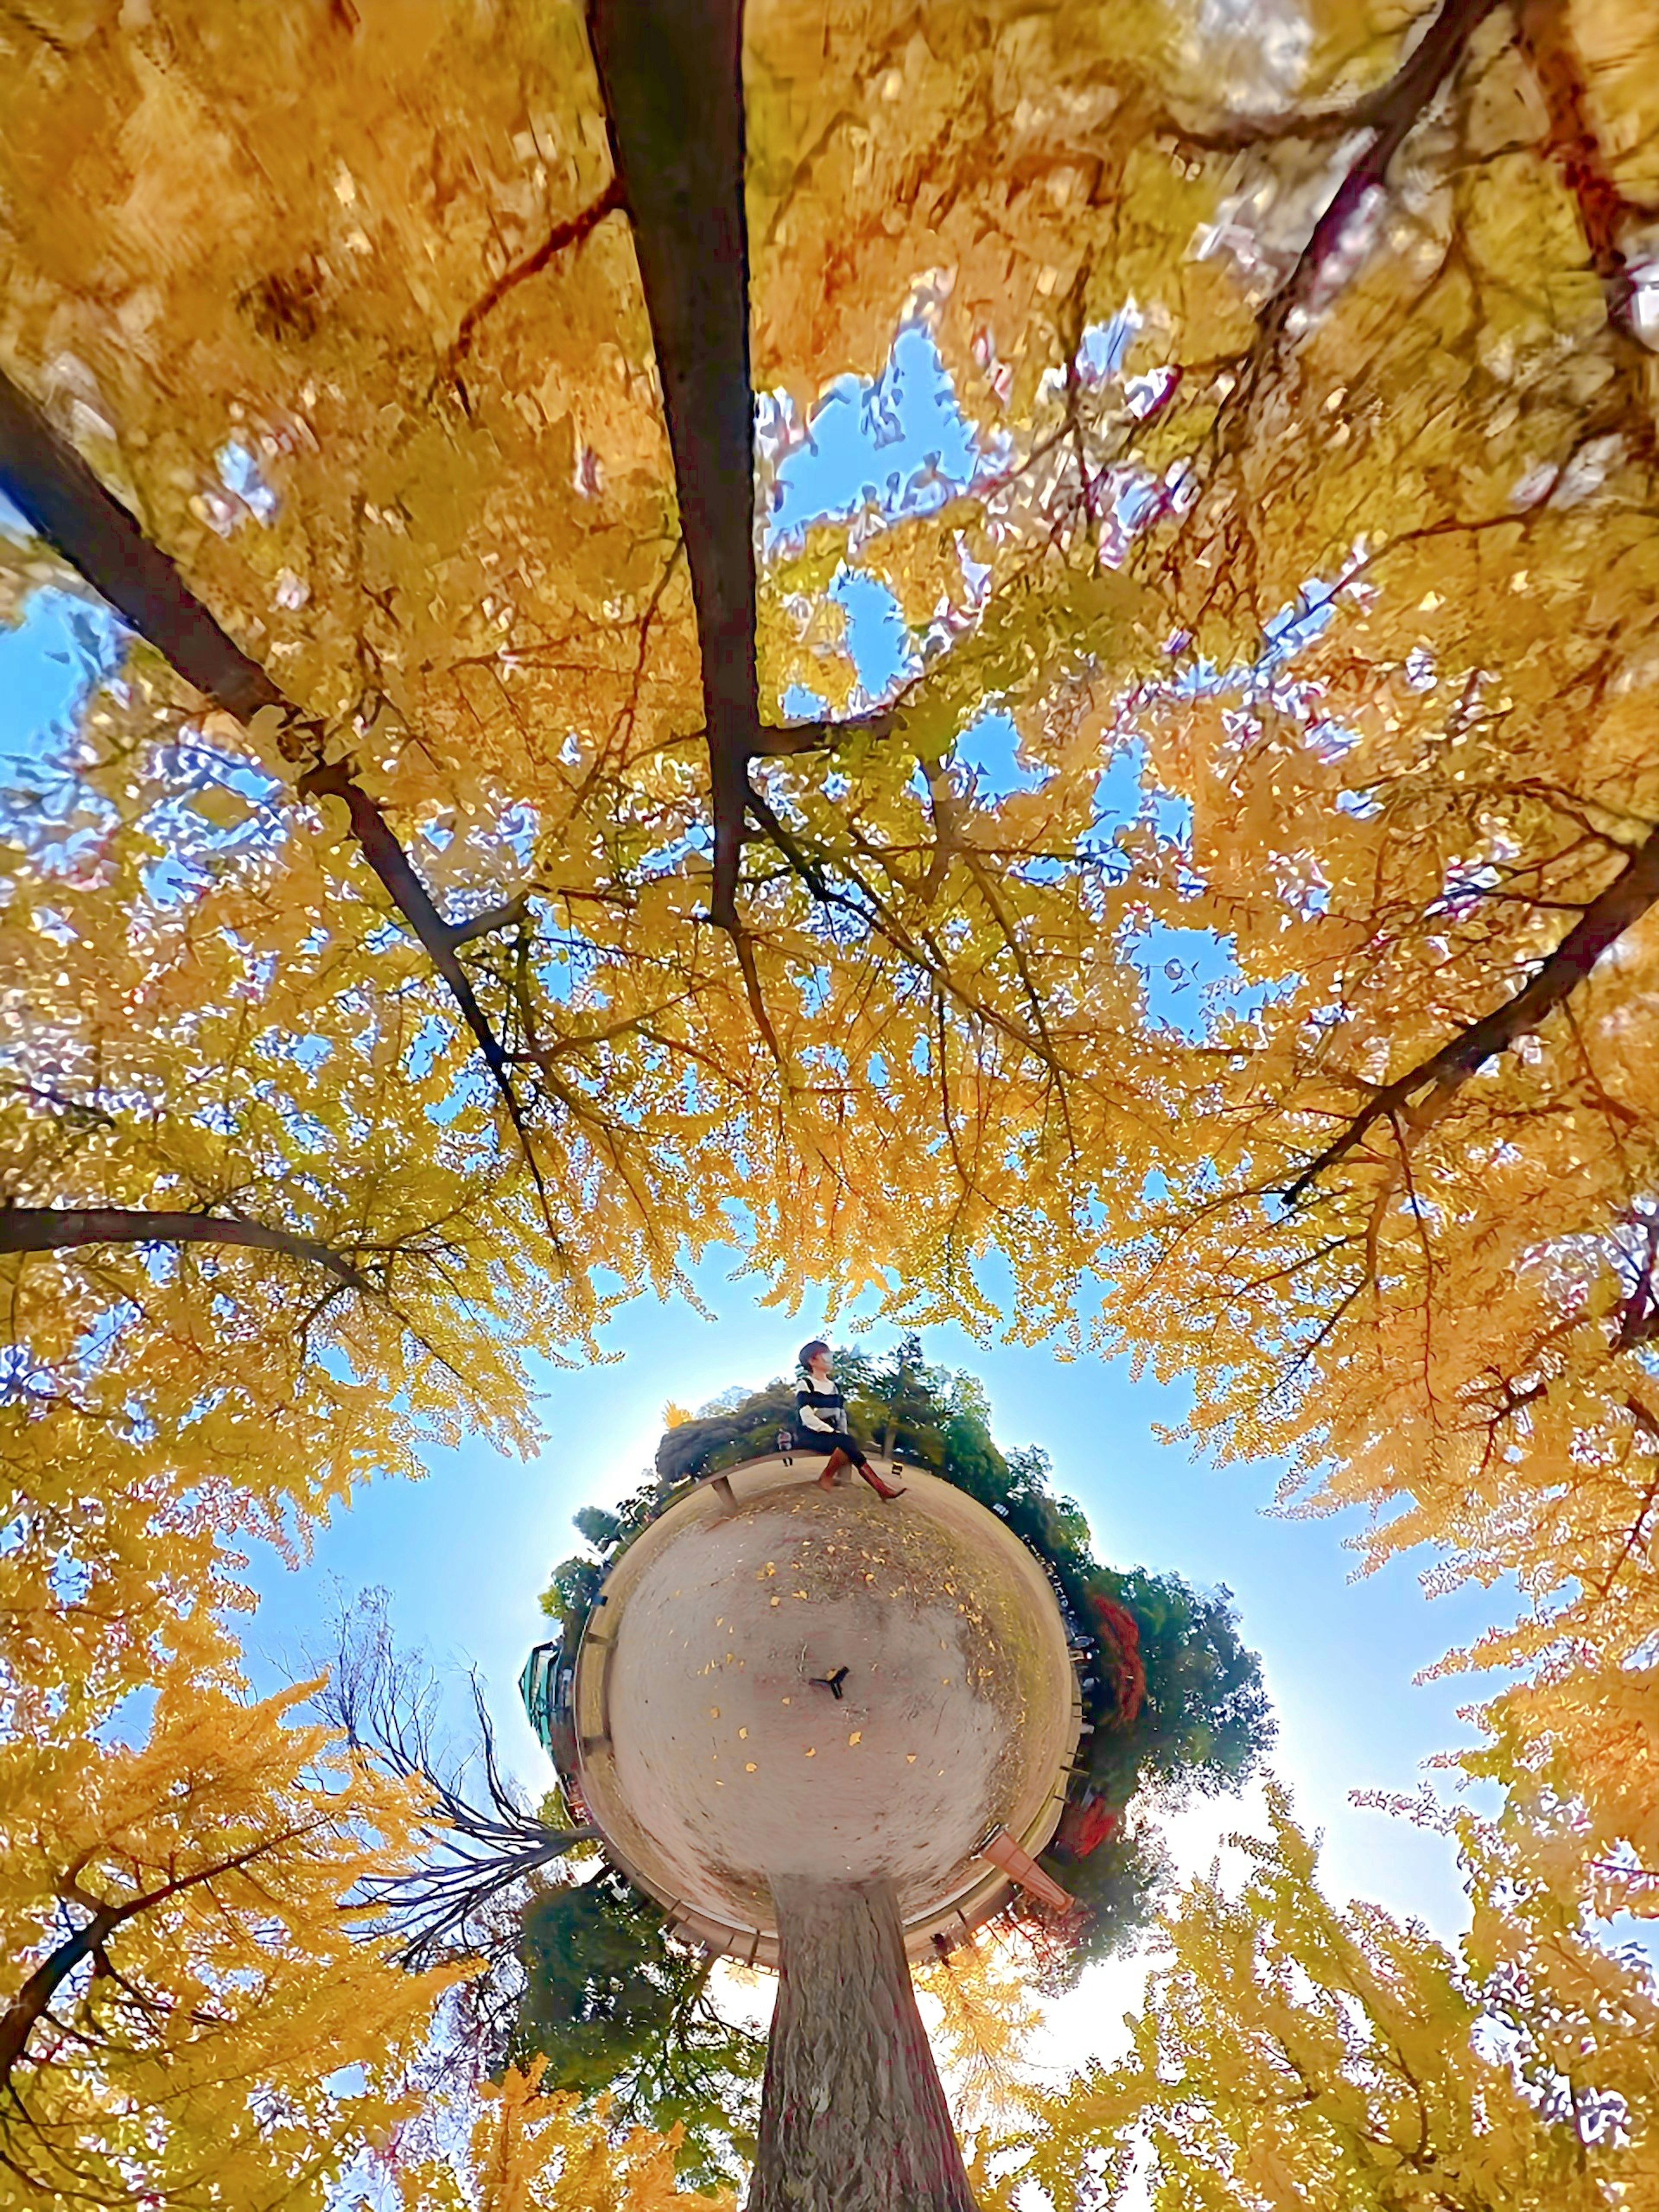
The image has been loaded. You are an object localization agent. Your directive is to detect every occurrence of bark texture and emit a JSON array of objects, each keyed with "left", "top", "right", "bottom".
[
  {"left": 747, "top": 1876, "right": 976, "bottom": 2212},
  {"left": 586, "top": 0, "right": 759, "bottom": 932}
]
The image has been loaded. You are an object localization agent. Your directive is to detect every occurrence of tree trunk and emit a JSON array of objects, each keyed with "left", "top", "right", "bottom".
[{"left": 747, "top": 1876, "right": 976, "bottom": 2212}]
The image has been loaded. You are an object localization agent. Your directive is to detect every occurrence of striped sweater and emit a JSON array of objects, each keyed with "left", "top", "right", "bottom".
[{"left": 795, "top": 1374, "right": 849, "bottom": 1437}]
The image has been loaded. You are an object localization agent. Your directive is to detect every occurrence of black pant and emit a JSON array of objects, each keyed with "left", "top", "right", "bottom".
[{"left": 792, "top": 1427, "right": 872, "bottom": 1469}]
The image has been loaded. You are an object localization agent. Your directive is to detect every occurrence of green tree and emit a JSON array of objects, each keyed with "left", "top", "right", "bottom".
[{"left": 512, "top": 1872, "right": 765, "bottom": 2191}]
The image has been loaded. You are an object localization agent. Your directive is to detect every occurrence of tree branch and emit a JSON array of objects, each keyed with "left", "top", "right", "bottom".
[
  {"left": 0, "top": 369, "right": 284, "bottom": 725},
  {"left": 1157, "top": 0, "right": 1495, "bottom": 156},
  {"left": 1257, "top": 0, "right": 1502, "bottom": 346},
  {"left": 0, "top": 364, "right": 554, "bottom": 1227},
  {"left": 448, "top": 893, "right": 534, "bottom": 947},
  {"left": 0, "top": 1205, "right": 376, "bottom": 1294},
  {"left": 1613, "top": 1212, "right": 1659, "bottom": 1353},
  {"left": 0, "top": 1826, "right": 320, "bottom": 2096},
  {"left": 314, "top": 1598, "right": 593, "bottom": 1974},
  {"left": 1595, "top": 1429, "right": 1659, "bottom": 1599},
  {"left": 1282, "top": 819, "right": 1659, "bottom": 1204},
  {"left": 750, "top": 706, "right": 899, "bottom": 757},
  {"left": 583, "top": 7, "right": 916, "bottom": 973},
  {"left": 1182, "top": 0, "right": 1504, "bottom": 557},
  {"left": 1516, "top": 0, "right": 1657, "bottom": 340},
  {"left": 743, "top": 778, "right": 833, "bottom": 904},
  {"left": 445, "top": 175, "right": 626, "bottom": 384},
  {"left": 0, "top": 1907, "right": 118, "bottom": 2095},
  {"left": 293, "top": 759, "right": 524, "bottom": 1086},
  {"left": 587, "top": 0, "right": 759, "bottom": 935}
]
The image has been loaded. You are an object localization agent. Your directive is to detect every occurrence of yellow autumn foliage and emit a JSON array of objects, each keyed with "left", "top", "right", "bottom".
[
  {"left": 913, "top": 1935, "right": 1044, "bottom": 2134},
  {"left": 0, "top": 1608, "right": 452, "bottom": 2209},
  {"left": 6, "top": 0, "right": 1659, "bottom": 2200},
  {"left": 393, "top": 2063, "right": 736, "bottom": 2212},
  {"left": 1003, "top": 1782, "right": 1659, "bottom": 2210}
]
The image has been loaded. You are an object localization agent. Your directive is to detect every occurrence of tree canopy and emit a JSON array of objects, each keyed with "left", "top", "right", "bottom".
[
  {"left": 6, "top": 0, "right": 1659, "bottom": 2202},
  {"left": 999, "top": 1780, "right": 1659, "bottom": 2212}
]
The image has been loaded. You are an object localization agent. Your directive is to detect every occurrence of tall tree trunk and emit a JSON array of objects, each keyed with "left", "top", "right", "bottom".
[
  {"left": 586, "top": 0, "right": 761, "bottom": 933},
  {"left": 747, "top": 1877, "right": 976, "bottom": 2212}
]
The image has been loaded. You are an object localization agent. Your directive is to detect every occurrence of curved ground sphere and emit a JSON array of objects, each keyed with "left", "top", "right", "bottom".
[{"left": 570, "top": 1457, "right": 1079, "bottom": 1963}]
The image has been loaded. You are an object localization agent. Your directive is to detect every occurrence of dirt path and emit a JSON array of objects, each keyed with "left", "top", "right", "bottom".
[{"left": 574, "top": 1463, "right": 1075, "bottom": 1949}]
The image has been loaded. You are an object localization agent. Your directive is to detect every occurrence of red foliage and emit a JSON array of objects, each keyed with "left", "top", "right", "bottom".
[
  {"left": 1071, "top": 1798, "right": 1119, "bottom": 1855},
  {"left": 1054, "top": 1793, "right": 1120, "bottom": 1858},
  {"left": 1091, "top": 1595, "right": 1146, "bottom": 1726}
]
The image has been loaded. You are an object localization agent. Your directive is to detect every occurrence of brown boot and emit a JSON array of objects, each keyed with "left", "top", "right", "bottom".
[
  {"left": 858, "top": 1460, "right": 906, "bottom": 1501},
  {"left": 817, "top": 1447, "right": 852, "bottom": 1491}
]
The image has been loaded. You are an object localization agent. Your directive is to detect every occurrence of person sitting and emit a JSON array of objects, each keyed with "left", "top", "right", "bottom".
[{"left": 794, "top": 1339, "right": 905, "bottom": 1500}]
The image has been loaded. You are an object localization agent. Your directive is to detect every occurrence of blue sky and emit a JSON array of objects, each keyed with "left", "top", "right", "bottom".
[
  {"left": 0, "top": 585, "right": 119, "bottom": 778},
  {"left": 236, "top": 1267, "right": 1506, "bottom": 1952},
  {"left": 2, "top": 322, "right": 1530, "bottom": 2057}
]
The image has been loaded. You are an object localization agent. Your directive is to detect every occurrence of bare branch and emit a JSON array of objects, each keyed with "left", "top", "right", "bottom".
[
  {"left": 1283, "top": 819, "right": 1659, "bottom": 1205},
  {"left": 314, "top": 1595, "right": 592, "bottom": 1974}
]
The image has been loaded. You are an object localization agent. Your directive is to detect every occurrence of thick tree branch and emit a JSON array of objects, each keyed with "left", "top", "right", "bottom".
[
  {"left": 448, "top": 893, "right": 534, "bottom": 947},
  {"left": 0, "top": 364, "right": 553, "bottom": 1220},
  {"left": 583, "top": 6, "right": 928, "bottom": 980},
  {"left": 750, "top": 706, "right": 899, "bottom": 757},
  {"left": 1283, "top": 820, "right": 1659, "bottom": 1204},
  {"left": 1257, "top": 0, "right": 1502, "bottom": 346},
  {"left": 0, "top": 1205, "right": 376, "bottom": 1293},
  {"left": 587, "top": 0, "right": 758, "bottom": 934},
  {"left": 0, "top": 1908, "right": 118, "bottom": 2096},
  {"left": 0, "top": 1828, "right": 318, "bottom": 2095},
  {"left": 0, "top": 368, "right": 285, "bottom": 724}
]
